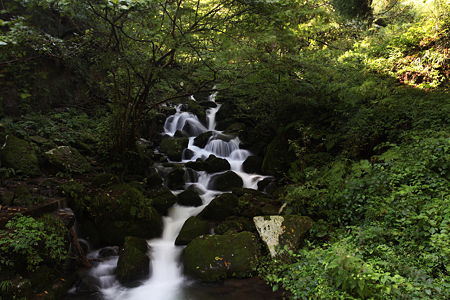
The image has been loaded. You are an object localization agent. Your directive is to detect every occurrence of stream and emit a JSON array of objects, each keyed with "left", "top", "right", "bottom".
[{"left": 65, "top": 94, "right": 275, "bottom": 300}]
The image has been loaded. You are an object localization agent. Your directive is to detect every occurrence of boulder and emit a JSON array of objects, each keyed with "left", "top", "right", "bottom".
[
  {"left": 177, "top": 189, "right": 203, "bottom": 207},
  {"left": 44, "top": 146, "right": 91, "bottom": 173},
  {"left": 199, "top": 101, "right": 217, "bottom": 109},
  {"left": 165, "top": 164, "right": 185, "bottom": 190},
  {"left": 198, "top": 193, "right": 238, "bottom": 221},
  {"left": 242, "top": 156, "right": 263, "bottom": 174},
  {"left": 224, "top": 123, "right": 246, "bottom": 136},
  {"left": 214, "top": 220, "right": 243, "bottom": 235},
  {"left": 116, "top": 236, "right": 150, "bottom": 284},
  {"left": 175, "top": 216, "right": 210, "bottom": 246},
  {"left": 216, "top": 118, "right": 235, "bottom": 131},
  {"left": 90, "top": 184, "right": 163, "bottom": 245},
  {"left": 208, "top": 171, "right": 243, "bottom": 191},
  {"left": 183, "top": 231, "right": 259, "bottom": 282},
  {"left": 186, "top": 99, "right": 207, "bottom": 125},
  {"left": 193, "top": 131, "right": 213, "bottom": 148},
  {"left": 253, "top": 215, "right": 313, "bottom": 259},
  {"left": 205, "top": 155, "right": 230, "bottom": 173},
  {"left": 185, "top": 160, "right": 206, "bottom": 171},
  {"left": 147, "top": 185, "right": 178, "bottom": 215},
  {"left": 91, "top": 173, "right": 120, "bottom": 188},
  {"left": 145, "top": 173, "right": 163, "bottom": 188},
  {"left": 0, "top": 134, "right": 40, "bottom": 177},
  {"left": 215, "top": 102, "right": 237, "bottom": 123},
  {"left": 232, "top": 188, "right": 270, "bottom": 199},
  {"left": 159, "top": 137, "right": 189, "bottom": 161}
]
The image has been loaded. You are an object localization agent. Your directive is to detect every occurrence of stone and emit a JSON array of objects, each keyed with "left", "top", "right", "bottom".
[
  {"left": 177, "top": 189, "right": 203, "bottom": 207},
  {"left": 253, "top": 215, "right": 313, "bottom": 259},
  {"left": 193, "top": 131, "right": 213, "bottom": 148},
  {"left": 214, "top": 220, "right": 243, "bottom": 235},
  {"left": 165, "top": 164, "right": 185, "bottom": 190},
  {"left": 185, "top": 161, "right": 206, "bottom": 171},
  {"left": 186, "top": 99, "right": 207, "bottom": 125},
  {"left": 183, "top": 231, "right": 259, "bottom": 282},
  {"left": 44, "top": 146, "right": 91, "bottom": 173},
  {"left": 208, "top": 171, "right": 243, "bottom": 191},
  {"left": 147, "top": 185, "right": 178, "bottom": 215},
  {"left": 175, "top": 216, "right": 210, "bottom": 246},
  {"left": 159, "top": 137, "right": 189, "bottom": 161},
  {"left": 232, "top": 188, "right": 270, "bottom": 199},
  {"left": 91, "top": 173, "right": 120, "bottom": 188},
  {"left": 116, "top": 237, "right": 150, "bottom": 284},
  {"left": 224, "top": 122, "right": 246, "bottom": 135},
  {"left": 1, "top": 190, "right": 14, "bottom": 206},
  {"left": 198, "top": 193, "right": 238, "bottom": 221},
  {"left": 0, "top": 134, "right": 41, "bottom": 177},
  {"left": 205, "top": 155, "right": 230, "bottom": 173},
  {"left": 242, "top": 156, "right": 263, "bottom": 174}
]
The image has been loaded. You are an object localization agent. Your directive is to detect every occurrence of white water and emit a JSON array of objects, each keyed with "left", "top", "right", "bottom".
[{"left": 78, "top": 93, "right": 270, "bottom": 300}]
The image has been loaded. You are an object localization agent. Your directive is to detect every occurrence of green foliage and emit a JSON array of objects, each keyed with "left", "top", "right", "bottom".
[{"left": 0, "top": 214, "right": 66, "bottom": 271}]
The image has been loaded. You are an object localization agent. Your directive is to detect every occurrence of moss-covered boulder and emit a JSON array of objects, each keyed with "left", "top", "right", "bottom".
[
  {"left": 242, "top": 156, "right": 263, "bottom": 174},
  {"left": 175, "top": 216, "right": 210, "bottom": 246},
  {"left": 205, "top": 155, "right": 230, "bottom": 173},
  {"left": 185, "top": 160, "right": 206, "bottom": 171},
  {"left": 116, "top": 237, "right": 150, "bottom": 284},
  {"left": 193, "top": 131, "right": 213, "bottom": 148},
  {"left": 44, "top": 146, "right": 91, "bottom": 173},
  {"left": 253, "top": 215, "right": 313, "bottom": 259},
  {"left": 0, "top": 133, "right": 40, "bottom": 177},
  {"left": 208, "top": 171, "right": 243, "bottom": 191},
  {"left": 198, "top": 193, "right": 238, "bottom": 221},
  {"left": 159, "top": 137, "right": 189, "bottom": 161},
  {"left": 216, "top": 118, "right": 235, "bottom": 131},
  {"left": 214, "top": 220, "right": 243, "bottom": 235},
  {"left": 147, "top": 185, "right": 178, "bottom": 215},
  {"left": 91, "top": 173, "right": 120, "bottom": 188},
  {"left": 177, "top": 189, "right": 203, "bottom": 207},
  {"left": 145, "top": 173, "right": 164, "bottom": 188},
  {"left": 186, "top": 99, "right": 207, "bottom": 125},
  {"left": 224, "top": 122, "right": 246, "bottom": 136},
  {"left": 91, "top": 184, "right": 163, "bottom": 245},
  {"left": 183, "top": 231, "right": 259, "bottom": 282},
  {"left": 29, "top": 136, "right": 57, "bottom": 152},
  {"left": 165, "top": 164, "right": 185, "bottom": 190}
]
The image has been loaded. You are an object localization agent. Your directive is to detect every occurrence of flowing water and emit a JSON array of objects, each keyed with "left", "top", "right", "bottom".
[{"left": 68, "top": 94, "right": 273, "bottom": 300}]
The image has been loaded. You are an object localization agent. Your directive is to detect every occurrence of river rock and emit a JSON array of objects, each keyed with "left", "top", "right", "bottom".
[
  {"left": 198, "top": 193, "right": 238, "bottom": 221},
  {"left": 90, "top": 184, "right": 163, "bottom": 245},
  {"left": 253, "top": 215, "right": 313, "bottom": 259},
  {"left": 224, "top": 122, "right": 246, "bottom": 135},
  {"left": 116, "top": 237, "right": 150, "bottom": 284},
  {"left": 147, "top": 185, "right": 178, "bottom": 215},
  {"left": 177, "top": 189, "right": 203, "bottom": 207},
  {"left": 242, "top": 156, "right": 263, "bottom": 174},
  {"left": 216, "top": 118, "right": 235, "bottom": 131},
  {"left": 165, "top": 164, "right": 185, "bottom": 190},
  {"left": 214, "top": 219, "right": 243, "bottom": 235},
  {"left": 193, "top": 131, "right": 213, "bottom": 148},
  {"left": 0, "top": 133, "right": 40, "bottom": 177},
  {"left": 185, "top": 160, "right": 206, "bottom": 171},
  {"left": 145, "top": 173, "right": 164, "bottom": 188},
  {"left": 208, "top": 171, "right": 243, "bottom": 191},
  {"left": 183, "top": 231, "right": 259, "bottom": 282},
  {"left": 205, "top": 155, "right": 230, "bottom": 173},
  {"left": 159, "top": 137, "right": 189, "bottom": 161},
  {"left": 186, "top": 99, "right": 207, "bottom": 125},
  {"left": 44, "top": 146, "right": 91, "bottom": 174},
  {"left": 175, "top": 216, "right": 210, "bottom": 246}
]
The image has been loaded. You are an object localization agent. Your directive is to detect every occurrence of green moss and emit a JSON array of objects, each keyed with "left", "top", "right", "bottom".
[
  {"left": 116, "top": 245, "right": 150, "bottom": 284},
  {"left": 175, "top": 216, "right": 210, "bottom": 245},
  {"left": 43, "top": 146, "right": 91, "bottom": 173},
  {"left": 0, "top": 133, "right": 40, "bottom": 177},
  {"left": 198, "top": 193, "right": 238, "bottom": 221},
  {"left": 91, "top": 173, "right": 120, "bottom": 188}
]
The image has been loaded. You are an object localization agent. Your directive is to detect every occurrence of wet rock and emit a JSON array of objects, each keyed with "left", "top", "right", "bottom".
[
  {"left": 242, "top": 156, "right": 263, "bottom": 174},
  {"left": 193, "top": 131, "right": 213, "bottom": 148},
  {"left": 253, "top": 215, "right": 313, "bottom": 259},
  {"left": 44, "top": 146, "right": 91, "bottom": 174},
  {"left": 98, "top": 246, "right": 119, "bottom": 258},
  {"left": 183, "top": 231, "right": 259, "bottom": 282},
  {"left": 215, "top": 118, "right": 235, "bottom": 131},
  {"left": 76, "top": 276, "right": 101, "bottom": 294},
  {"left": 205, "top": 155, "right": 230, "bottom": 173},
  {"left": 116, "top": 237, "right": 151, "bottom": 284},
  {"left": 177, "top": 189, "right": 203, "bottom": 207},
  {"left": 0, "top": 133, "right": 41, "bottom": 177},
  {"left": 208, "top": 171, "right": 243, "bottom": 191},
  {"left": 159, "top": 137, "right": 189, "bottom": 161},
  {"left": 224, "top": 123, "right": 246, "bottom": 136},
  {"left": 186, "top": 99, "right": 207, "bottom": 125},
  {"left": 175, "top": 216, "right": 210, "bottom": 246},
  {"left": 161, "top": 106, "right": 177, "bottom": 116},
  {"left": 198, "top": 193, "right": 238, "bottom": 221},
  {"left": 214, "top": 220, "right": 243, "bottom": 235},
  {"left": 199, "top": 100, "right": 217, "bottom": 108},
  {"left": 148, "top": 185, "right": 178, "bottom": 215},
  {"left": 165, "top": 164, "right": 185, "bottom": 190},
  {"left": 257, "top": 178, "right": 273, "bottom": 192},
  {"left": 185, "top": 160, "right": 206, "bottom": 171},
  {"left": 145, "top": 173, "right": 164, "bottom": 188}
]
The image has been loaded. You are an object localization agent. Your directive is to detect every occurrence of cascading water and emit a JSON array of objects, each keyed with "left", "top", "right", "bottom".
[{"left": 69, "top": 93, "right": 271, "bottom": 300}]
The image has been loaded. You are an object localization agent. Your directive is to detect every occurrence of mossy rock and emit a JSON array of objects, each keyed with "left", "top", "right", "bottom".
[
  {"left": 128, "top": 181, "right": 146, "bottom": 195},
  {"left": 242, "top": 156, "right": 263, "bottom": 174},
  {"left": 161, "top": 106, "right": 177, "bottom": 116},
  {"left": 232, "top": 188, "right": 270, "bottom": 199},
  {"left": 0, "top": 133, "right": 40, "bottom": 177},
  {"left": 159, "top": 137, "right": 189, "bottom": 161},
  {"left": 144, "top": 173, "right": 163, "bottom": 188},
  {"left": 29, "top": 136, "right": 58, "bottom": 152},
  {"left": 116, "top": 243, "right": 150, "bottom": 284},
  {"left": 183, "top": 231, "right": 260, "bottom": 282},
  {"left": 177, "top": 189, "right": 203, "bottom": 207},
  {"left": 198, "top": 193, "right": 238, "bottom": 221},
  {"left": 193, "top": 131, "right": 213, "bottom": 148},
  {"left": 123, "top": 236, "right": 149, "bottom": 256},
  {"left": 147, "top": 185, "right": 178, "bottom": 215},
  {"left": 59, "top": 180, "right": 89, "bottom": 217},
  {"left": 186, "top": 99, "right": 207, "bottom": 125},
  {"left": 224, "top": 122, "right": 246, "bottom": 136},
  {"left": 13, "top": 184, "right": 33, "bottom": 206},
  {"left": 205, "top": 155, "right": 230, "bottom": 173},
  {"left": 185, "top": 160, "right": 206, "bottom": 171},
  {"left": 44, "top": 146, "right": 91, "bottom": 174},
  {"left": 175, "top": 216, "right": 210, "bottom": 246},
  {"left": 253, "top": 215, "right": 313, "bottom": 259},
  {"left": 208, "top": 171, "right": 243, "bottom": 191},
  {"left": 216, "top": 118, "right": 235, "bottom": 131},
  {"left": 91, "top": 173, "right": 120, "bottom": 188},
  {"left": 215, "top": 102, "right": 238, "bottom": 123},
  {"left": 165, "top": 165, "right": 185, "bottom": 190},
  {"left": 214, "top": 220, "right": 244, "bottom": 235}
]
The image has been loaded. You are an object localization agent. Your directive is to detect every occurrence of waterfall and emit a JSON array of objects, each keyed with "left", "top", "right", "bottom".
[{"left": 70, "top": 93, "right": 270, "bottom": 300}]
